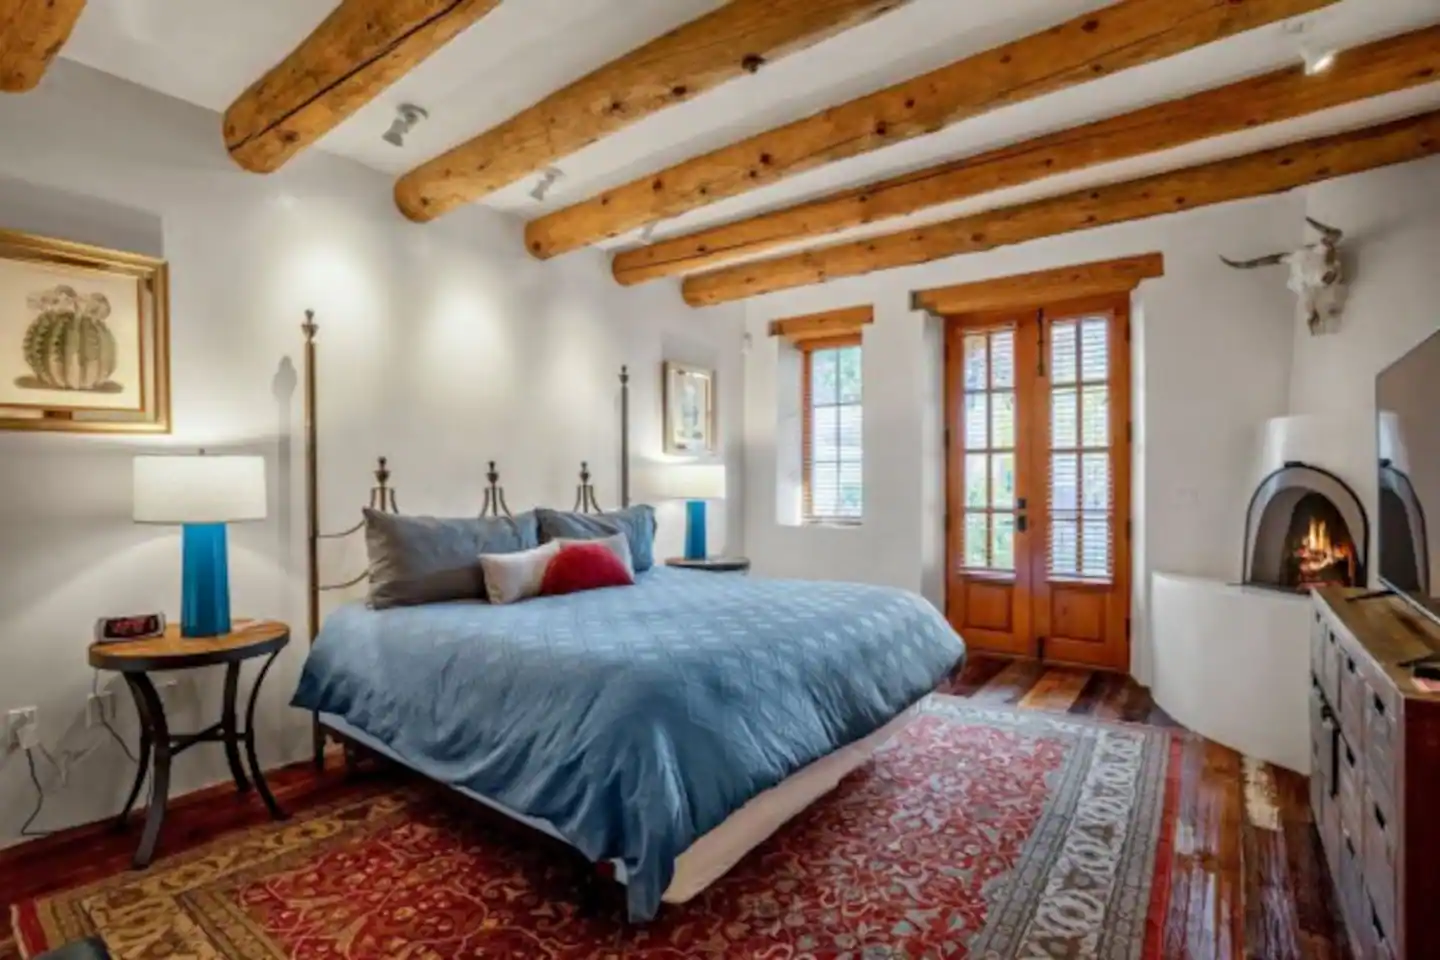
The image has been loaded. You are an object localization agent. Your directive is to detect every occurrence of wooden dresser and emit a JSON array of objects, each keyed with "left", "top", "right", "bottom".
[{"left": 1311, "top": 586, "right": 1440, "bottom": 959}]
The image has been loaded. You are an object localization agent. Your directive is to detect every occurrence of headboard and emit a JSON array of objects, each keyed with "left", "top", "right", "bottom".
[{"left": 299, "top": 312, "right": 632, "bottom": 766}]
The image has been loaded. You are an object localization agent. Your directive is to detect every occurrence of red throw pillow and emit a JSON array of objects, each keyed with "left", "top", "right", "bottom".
[{"left": 539, "top": 542, "right": 636, "bottom": 597}]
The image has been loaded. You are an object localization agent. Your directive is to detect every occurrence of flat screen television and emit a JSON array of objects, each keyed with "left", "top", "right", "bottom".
[{"left": 1377, "top": 329, "right": 1440, "bottom": 625}]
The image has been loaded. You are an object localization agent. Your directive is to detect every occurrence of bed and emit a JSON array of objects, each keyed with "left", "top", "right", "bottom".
[{"left": 292, "top": 318, "right": 966, "bottom": 921}]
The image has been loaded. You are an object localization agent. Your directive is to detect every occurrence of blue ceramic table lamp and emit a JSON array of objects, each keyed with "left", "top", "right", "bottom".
[
  {"left": 648, "top": 464, "right": 727, "bottom": 561},
  {"left": 133, "top": 454, "right": 267, "bottom": 638}
]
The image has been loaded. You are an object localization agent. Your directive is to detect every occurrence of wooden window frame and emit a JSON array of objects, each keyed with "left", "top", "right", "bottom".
[{"left": 800, "top": 334, "right": 863, "bottom": 525}]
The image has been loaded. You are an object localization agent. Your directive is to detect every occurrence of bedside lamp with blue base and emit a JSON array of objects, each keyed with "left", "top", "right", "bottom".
[
  {"left": 644, "top": 463, "right": 727, "bottom": 562},
  {"left": 133, "top": 454, "right": 267, "bottom": 638}
]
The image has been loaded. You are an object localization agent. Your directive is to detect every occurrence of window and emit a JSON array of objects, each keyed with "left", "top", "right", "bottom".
[{"left": 802, "top": 338, "right": 862, "bottom": 522}]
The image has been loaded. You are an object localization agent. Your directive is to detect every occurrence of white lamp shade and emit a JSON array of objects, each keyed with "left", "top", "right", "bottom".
[
  {"left": 641, "top": 463, "right": 727, "bottom": 501},
  {"left": 133, "top": 455, "right": 268, "bottom": 524}
]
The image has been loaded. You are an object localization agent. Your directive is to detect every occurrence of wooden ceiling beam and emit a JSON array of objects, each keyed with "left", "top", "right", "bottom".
[
  {"left": 912, "top": 255, "right": 1165, "bottom": 315},
  {"left": 681, "top": 109, "right": 1440, "bottom": 306},
  {"left": 525, "top": 0, "right": 1341, "bottom": 259},
  {"left": 224, "top": 0, "right": 500, "bottom": 175},
  {"left": 395, "top": 0, "right": 914, "bottom": 222},
  {"left": 769, "top": 305, "right": 875, "bottom": 342},
  {"left": 0, "top": 0, "right": 87, "bottom": 93},
  {"left": 617, "top": 25, "right": 1440, "bottom": 285}
]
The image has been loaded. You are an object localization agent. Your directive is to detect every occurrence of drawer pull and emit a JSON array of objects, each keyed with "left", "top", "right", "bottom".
[
  {"left": 1375, "top": 804, "right": 1387, "bottom": 831},
  {"left": 1373, "top": 693, "right": 1387, "bottom": 716}
]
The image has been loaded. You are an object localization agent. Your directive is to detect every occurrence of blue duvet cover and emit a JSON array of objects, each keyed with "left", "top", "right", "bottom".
[{"left": 292, "top": 567, "right": 964, "bottom": 920}]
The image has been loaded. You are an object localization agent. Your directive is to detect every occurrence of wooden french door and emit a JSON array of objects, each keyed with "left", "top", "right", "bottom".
[{"left": 944, "top": 296, "right": 1131, "bottom": 671}]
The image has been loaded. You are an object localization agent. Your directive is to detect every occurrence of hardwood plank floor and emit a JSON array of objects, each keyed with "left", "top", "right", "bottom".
[{"left": 2, "top": 656, "right": 1351, "bottom": 959}]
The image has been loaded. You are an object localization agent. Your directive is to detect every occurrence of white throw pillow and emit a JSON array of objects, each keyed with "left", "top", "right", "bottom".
[
  {"left": 559, "top": 532, "right": 634, "bottom": 576},
  {"left": 478, "top": 540, "right": 561, "bottom": 604}
]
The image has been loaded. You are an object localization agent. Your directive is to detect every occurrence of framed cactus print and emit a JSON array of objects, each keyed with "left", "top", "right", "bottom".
[{"left": 0, "top": 229, "right": 169, "bottom": 433}]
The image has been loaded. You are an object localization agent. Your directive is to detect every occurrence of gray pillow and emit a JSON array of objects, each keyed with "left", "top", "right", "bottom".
[
  {"left": 536, "top": 505, "right": 657, "bottom": 572},
  {"left": 364, "top": 508, "right": 540, "bottom": 608}
]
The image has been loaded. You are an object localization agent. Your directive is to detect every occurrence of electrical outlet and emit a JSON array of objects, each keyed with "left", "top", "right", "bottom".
[
  {"left": 6, "top": 707, "right": 39, "bottom": 751},
  {"left": 87, "top": 691, "right": 115, "bottom": 729}
]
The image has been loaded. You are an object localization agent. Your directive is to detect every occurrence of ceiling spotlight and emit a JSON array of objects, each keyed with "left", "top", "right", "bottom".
[
  {"left": 529, "top": 167, "right": 565, "bottom": 203},
  {"left": 1303, "top": 46, "right": 1338, "bottom": 75},
  {"left": 382, "top": 104, "right": 429, "bottom": 148}
]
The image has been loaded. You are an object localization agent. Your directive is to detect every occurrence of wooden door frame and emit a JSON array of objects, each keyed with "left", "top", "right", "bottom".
[{"left": 943, "top": 295, "right": 1133, "bottom": 671}]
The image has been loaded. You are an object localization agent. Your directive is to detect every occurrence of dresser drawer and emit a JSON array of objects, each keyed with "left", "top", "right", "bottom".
[
  {"left": 1338, "top": 824, "right": 1365, "bottom": 938},
  {"left": 1338, "top": 643, "right": 1368, "bottom": 742},
  {"left": 1321, "top": 623, "right": 1343, "bottom": 708},
  {"left": 1337, "top": 733, "right": 1364, "bottom": 839},
  {"left": 1364, "top": 787, "right": 1398, "bottom": 935},
  {"left": 1368, "top": 892, "right": 1398, "bottom": 960},
  {"left": 1365, "top": 685, "right": 1399, "bottom": 798}
]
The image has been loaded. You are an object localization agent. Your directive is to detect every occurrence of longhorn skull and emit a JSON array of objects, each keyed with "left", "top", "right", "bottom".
[{"left": 1221, "top": 217, "right": 1346, "bottom": 334}]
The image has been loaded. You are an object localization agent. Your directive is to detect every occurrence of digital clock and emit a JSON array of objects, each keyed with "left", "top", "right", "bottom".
[{"left": 94, "top": 613, "right": 166, "bottom": 643}]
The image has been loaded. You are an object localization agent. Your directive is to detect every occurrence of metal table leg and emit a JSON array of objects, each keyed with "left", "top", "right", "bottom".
[
  {"left": 244, "top": 650, "right": 287, "bottom": 820},
  {"left": 123, "top": 673, "right": 170, "bottom": 869},
  {"left": 222, "top": 662, "right": 252, "bottom": 793}
]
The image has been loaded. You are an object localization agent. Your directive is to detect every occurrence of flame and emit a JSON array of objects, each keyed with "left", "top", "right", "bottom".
[{"left": 1294, "top": 517, "right": 1354, "bottom": 587}]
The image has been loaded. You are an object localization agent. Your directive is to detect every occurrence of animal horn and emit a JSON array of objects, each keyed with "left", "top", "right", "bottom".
[
  {"left": 1219, "top": 252, "right": 1289, "bottom": 269},
  {"left": 1305, "top": 217, "right": 1343, "bottom": 242}
]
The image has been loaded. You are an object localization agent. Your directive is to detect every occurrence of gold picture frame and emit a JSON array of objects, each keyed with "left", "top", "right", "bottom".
[
  {"left": 663, "top": 361, "right": 715, "bottom": 455},
  {"left": 0, "top": 228, "right": 170, "bottom": 433}
]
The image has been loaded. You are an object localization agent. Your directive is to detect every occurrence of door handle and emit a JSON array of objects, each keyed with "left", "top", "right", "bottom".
[{"left": 1016, "top": 497, "right": 1028, "bottom": 533}]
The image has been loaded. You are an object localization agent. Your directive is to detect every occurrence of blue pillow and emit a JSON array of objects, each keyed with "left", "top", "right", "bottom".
[
  {"left": 536, "top": 505, "right": 657, "bottom": 572},
  {"left": 364, "top": 508, "right": 540, "bottom": 608}
]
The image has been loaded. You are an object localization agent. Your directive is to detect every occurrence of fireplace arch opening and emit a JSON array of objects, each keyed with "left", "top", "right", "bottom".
[{"left": 1242, "top": 462, "right": 1368, "bottom": 592}]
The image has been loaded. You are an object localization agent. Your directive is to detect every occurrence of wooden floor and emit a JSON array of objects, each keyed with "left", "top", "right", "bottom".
[{"left": 2, "top": 657, "right": 1350, "bottom": 959}]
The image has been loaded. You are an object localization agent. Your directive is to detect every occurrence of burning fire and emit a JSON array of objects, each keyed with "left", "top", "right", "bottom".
[{"left": 1294, "top": 517, "right": 1354, "bottom": 586}]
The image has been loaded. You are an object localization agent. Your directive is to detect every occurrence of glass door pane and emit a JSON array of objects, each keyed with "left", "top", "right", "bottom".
[
  {"left": 960, "top": 327, "right": 1017, "bottom": 573},
  {"left": 1047, "top": 315, "right": 1112, "bottom": 581}
]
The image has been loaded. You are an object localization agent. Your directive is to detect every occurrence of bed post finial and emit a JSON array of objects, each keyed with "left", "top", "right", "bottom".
[
  {"left": 302, "top": 309, "right": 317, "bottom": 341},
  {"left": 370, "top": 456, "right": 399, "bottom": 513},
  {"left": 575, "top": 461, "right": 602, "bottom": 514},
  {"left": 481, "top": 461, "right": 513, "bottom": 518}
]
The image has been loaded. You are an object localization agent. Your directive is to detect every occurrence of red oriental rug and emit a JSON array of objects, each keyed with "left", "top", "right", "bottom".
[{"left": 13, "top": 697, "right": 1180, "bottom": 958}]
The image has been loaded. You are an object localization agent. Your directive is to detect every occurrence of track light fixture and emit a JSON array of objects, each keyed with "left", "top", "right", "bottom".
[
  {"left": 383, "top": 104, "right": 429, "bottom": 148},
  {"left": 529, "top": 167, "right": 565, "bottom": 203}
]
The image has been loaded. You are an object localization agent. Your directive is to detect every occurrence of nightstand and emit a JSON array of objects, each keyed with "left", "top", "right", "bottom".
[
  {"left": 665, "top": 557, "right": 751, "bottom": 574},
  {"left": 89, "top": 620, "right": 290, "bottom": 868}
]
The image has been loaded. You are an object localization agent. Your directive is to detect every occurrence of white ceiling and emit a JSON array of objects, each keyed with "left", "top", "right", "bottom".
[{"left": 59, "top": 0, "right": 1440, "bottom": 260}]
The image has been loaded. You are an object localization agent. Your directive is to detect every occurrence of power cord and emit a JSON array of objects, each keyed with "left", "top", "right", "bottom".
[
  {"left": 11, "top": 674, "right": 141, "bottom": 838},
  {"left": 19, "top": 749, "right": 48, "bottom": 838},
  {"left": 93, "top": 670, "right": 139, "bottom": 764}
]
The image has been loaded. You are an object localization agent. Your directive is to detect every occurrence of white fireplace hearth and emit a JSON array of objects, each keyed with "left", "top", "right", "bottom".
[
  {"left": 1151, "top": 573, "right": 1311, "bottom": 772},
  {"left": 1149, "top": 414, "right": 1374, "bottom": 775}
]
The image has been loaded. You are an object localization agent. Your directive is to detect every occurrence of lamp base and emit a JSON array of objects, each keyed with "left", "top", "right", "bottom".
[
  {"left": 684, "top": 500, "right": 707, "bottom": 562},
  {"left": 181, "top": 523, "right": 232, "bottom": 638}
]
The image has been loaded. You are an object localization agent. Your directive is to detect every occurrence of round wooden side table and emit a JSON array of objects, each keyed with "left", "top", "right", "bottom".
[{"left": 88, "top": 619, "right": 290, "bottom": 868}]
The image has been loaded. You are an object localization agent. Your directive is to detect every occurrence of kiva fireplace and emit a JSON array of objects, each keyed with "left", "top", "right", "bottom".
[{"left": 1242, "top": 461, "right": 1368, "bottom": 592}]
